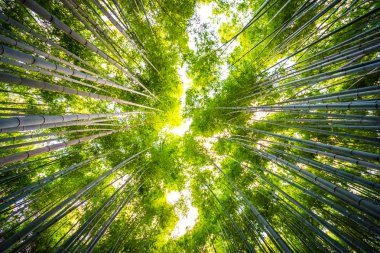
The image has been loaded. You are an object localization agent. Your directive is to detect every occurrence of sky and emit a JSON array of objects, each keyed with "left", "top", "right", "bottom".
[
  {"left": 166, "top": 189, "right": 199, "bottom": 238},
  {"left": 163, "top": 3, "right": 221, "bottom": 238},
  {"left": 163, "top": 3, "right": 227, "bottom": 137},
  {"left": 163, "top": 64, "right": 193, "bottom": 137},
  {"left": 162, "top": 2, "right": 259, "bottom": 239}
]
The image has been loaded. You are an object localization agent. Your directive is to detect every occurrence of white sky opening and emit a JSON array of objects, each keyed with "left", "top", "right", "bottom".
[
  {"left": 163, "top": 118, "right": 193, "bottom": 136},
  {"left": 188, "top": 4, "right": 215, "bottom": 52},
  {"left": 160, "top": 64, "right": 193, "bottom": 136},
  {"left": 162, "top": 2, "right": 246, "bottom": 137},
  {"left": 189, "top": 3, "right": 240, "bottom": 53},
  {"left": 167, "top": 191, "right": 181, "bottom": 204},
  {"left": 178, "top": 64, "right": 191, "bottom": 109},
  {"left": 166, "top": 189, "right": 199, "bottom": 239}
]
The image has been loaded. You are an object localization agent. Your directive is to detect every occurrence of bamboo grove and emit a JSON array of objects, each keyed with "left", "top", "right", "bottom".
[{"left": 0, "top": 0, "right": 379, "bottom": 252}]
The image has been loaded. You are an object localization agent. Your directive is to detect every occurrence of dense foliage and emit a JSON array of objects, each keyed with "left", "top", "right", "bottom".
[{"left": 0, "top": 0, "right": 379, "bottom": 252}]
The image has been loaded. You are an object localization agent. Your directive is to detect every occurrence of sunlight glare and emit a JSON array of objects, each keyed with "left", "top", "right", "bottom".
[
  {"left": 167, "top": 189, "right": 199, "bottom": 239},
  {"left": 167, "top": 191, "right": 181, "bottom": 204},
  {"left": 166, "top": 118, "right": 193, "bottom": 136}
]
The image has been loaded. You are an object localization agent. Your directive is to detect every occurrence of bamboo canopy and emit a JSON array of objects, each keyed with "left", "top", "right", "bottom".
[{"left": 0, "top": 0, "right": 379, "bottom": 252}]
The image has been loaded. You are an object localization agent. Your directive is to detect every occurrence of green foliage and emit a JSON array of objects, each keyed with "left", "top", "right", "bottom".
[{"left": 0, "top": 0, "right": 379, "bottom": 252}]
